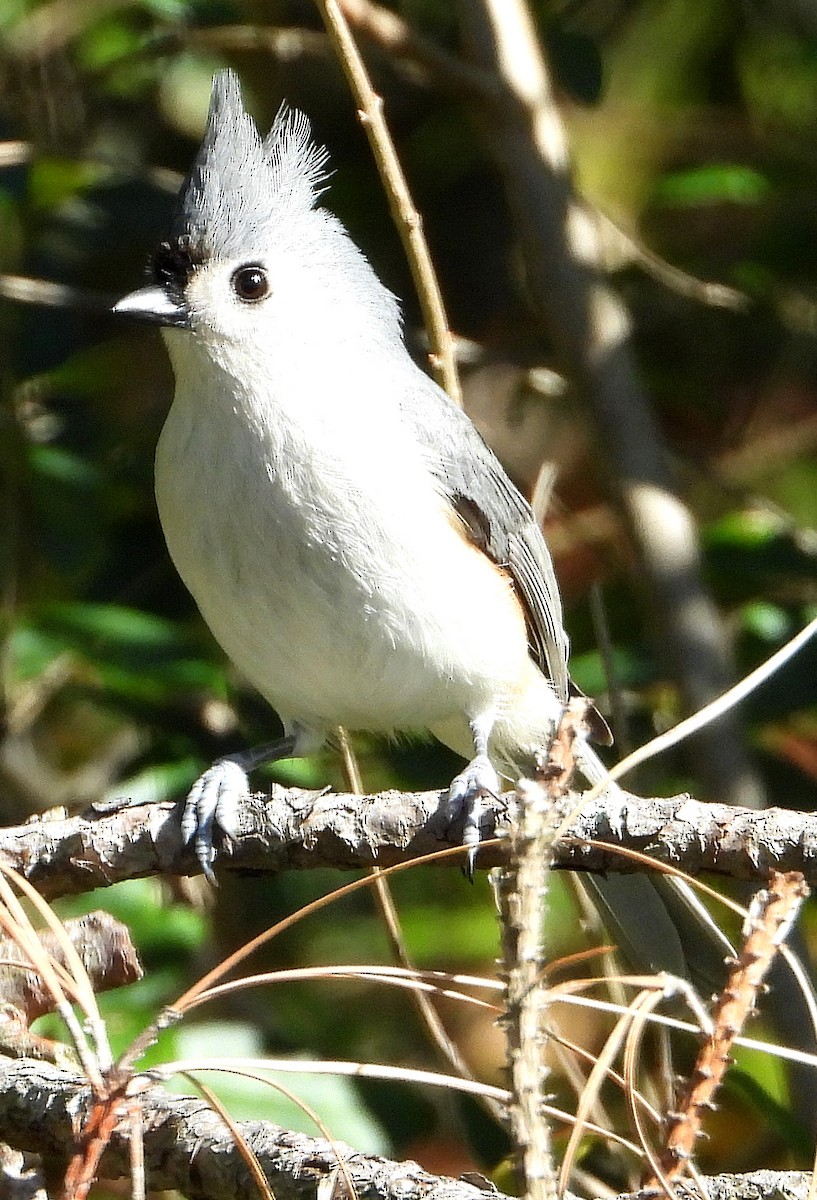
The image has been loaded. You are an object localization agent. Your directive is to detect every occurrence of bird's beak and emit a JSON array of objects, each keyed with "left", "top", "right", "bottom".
[{"left": 112, "top": 284, "right": 192, "bottom": 330}]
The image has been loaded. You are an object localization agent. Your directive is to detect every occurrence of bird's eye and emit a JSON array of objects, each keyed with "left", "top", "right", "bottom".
[{"left": 231, "top": 265, "right": 269, "bottom": 302}]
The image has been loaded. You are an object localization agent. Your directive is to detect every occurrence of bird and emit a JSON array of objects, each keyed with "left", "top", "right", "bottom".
[{"left": 114, "top": 71, "right": 731, "bottom": 983}]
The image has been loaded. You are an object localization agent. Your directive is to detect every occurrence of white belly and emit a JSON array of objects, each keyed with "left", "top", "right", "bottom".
[{"left": 155, "top": 363, "right": 532, "bottom": 741}]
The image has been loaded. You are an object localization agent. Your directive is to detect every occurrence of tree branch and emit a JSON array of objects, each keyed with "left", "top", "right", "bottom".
[
  {"left": 0, "top": 1058, "right": 498, "bottom": 1200},
  {"left": 0, "top": 1059, "right": 813, "bottom": 1200},
  {"left": 3, "top": 787, "right": 817, "bottom": 899}
]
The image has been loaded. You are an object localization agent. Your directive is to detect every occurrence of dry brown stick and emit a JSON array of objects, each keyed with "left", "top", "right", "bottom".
[
  {"left": 0, "top": 911, "right": 141, "bottom": 1025},
  {"left": 0, "top": 142, "right": 33, "bottom": 166},
  {"left": 339, "top": 0, "right": 496, "bottom": 100},
  {"left": 496, "top": 703, "right": 589, "bottom": 1200},
  {"left": 315, "top": 0, "right": 461, "bottom": 402},
  {"left": 0, "top": 274, "right": 117, "bottom": 311},
  {"left": 650, "top": 871, "right": 810, "bottom": 1188},
  {"left": 62, "top": 1084, "right": 131, "bottom": 1200}
]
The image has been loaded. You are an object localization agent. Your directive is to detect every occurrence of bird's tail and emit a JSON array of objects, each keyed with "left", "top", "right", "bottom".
[{"left": 573, "top": 737, "right": 736, "bottom": 991}]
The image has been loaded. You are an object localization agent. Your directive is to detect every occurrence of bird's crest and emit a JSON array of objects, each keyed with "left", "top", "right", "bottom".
[{"left": 169, "top": 70, "right": 330, "bottom": 259}]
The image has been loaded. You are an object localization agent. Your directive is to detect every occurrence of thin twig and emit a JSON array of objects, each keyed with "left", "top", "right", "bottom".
[
  {"left": 314, "top": 0, "right": 461, "bottom": 402},
  {"left": 496, "top": 707, "right": 586, "bottom": 1200},
  {"left": 335, "top": 728, "right": 505, "bottom": 1122},
  {"left": 652, "top": 871, "right": 809, "bottom": 1187},
  {"left": 337, "top": 0, "right": 751, "bottom": 314},
  {"left": 0, "top": 274, "right": 117, "bottom": 312}
]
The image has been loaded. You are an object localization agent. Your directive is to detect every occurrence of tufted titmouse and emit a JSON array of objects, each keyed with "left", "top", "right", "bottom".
[{"left": 114, "top": 72, "right": 731, "bottom": 981}]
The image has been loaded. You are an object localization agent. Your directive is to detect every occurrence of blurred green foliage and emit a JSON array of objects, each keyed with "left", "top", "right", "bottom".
[{"left": 2, "top": 0, "right": 817, "bottom": 1187}]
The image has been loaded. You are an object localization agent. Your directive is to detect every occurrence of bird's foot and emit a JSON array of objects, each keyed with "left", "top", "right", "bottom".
[
  {"left": 181, "top": 758, "right": 250, "bottom": 885},
  {"left": 180, "top": 734, "right": 299, "bottom": 884},
  {"left": 445, "top": 754, "right": 501, "bottom": 879}
]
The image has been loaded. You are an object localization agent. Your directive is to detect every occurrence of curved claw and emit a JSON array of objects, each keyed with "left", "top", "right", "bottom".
[
  {"left": 181, "top": 759, "right": 250, "bottom": 884},
  {"left": 446, "top": 754, "right": 500, "bottom": 879}
]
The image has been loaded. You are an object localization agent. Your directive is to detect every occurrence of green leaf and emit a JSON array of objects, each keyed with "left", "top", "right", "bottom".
[
  {"left": 16, "top": 603, "right": 228, "bottom": 704},
  {"left": 77, "top": 15, "right": 145, "bottom": 71},
  {"left": 725, "top": 1051, "right": 811, "bottom": 1156},
  {"left": 705, "top": 508, "right": 784, "bottom": 548},
  {"left": 8, "top": 623, "right": 69, "bottom": 682},
  {"left": 27, "top": 158, "right": 107, "bottom": 212},
  {"left": 26, "top": 447, "right": 108, "bottom": 579},
  {"left": 655, "top": 164, "right": 771, "bottom": 208},
  {"left": 166, "top": 1022, "right": 390, "bottom": 1150},
  {"left": 569, "top": 645, "right": 648, "bottom": 694},
  {"left": 62, "top": 877, "right": 206, "bottom": 960},
  {"left": 37, "top": 601, "right": 185, "bottom": 652},
  {"left": 41, "top": 341, "right": 134, "bottom": 398},
  {"left": 29, "top": 444, "right": 101, "bottom": 489},
  {"left": 740, "top": 601, "right": 792, "bottom": 643}
]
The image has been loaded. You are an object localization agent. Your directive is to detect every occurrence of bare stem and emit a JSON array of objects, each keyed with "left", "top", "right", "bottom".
[{"left": 314, "top": 0, "right": 461, "bottom": 403}]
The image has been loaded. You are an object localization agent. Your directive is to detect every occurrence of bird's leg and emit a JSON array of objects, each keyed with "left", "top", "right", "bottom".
[
  {"left": 446, "top": 712, "right": 501, "bottom": 878},
  {"left": 182, "top": 733, "right": 299, "bottom": 883}
]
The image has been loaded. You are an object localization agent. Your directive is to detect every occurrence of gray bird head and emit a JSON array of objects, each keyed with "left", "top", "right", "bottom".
[
  {"left": 167, "top": 70, "right": 329, "bottom": 266},
  {"left": 113, "top": 71, "right": 397, "bottom": 349},
  {"left": 114, "top": 71, "right": 329, "bottom": 330}
]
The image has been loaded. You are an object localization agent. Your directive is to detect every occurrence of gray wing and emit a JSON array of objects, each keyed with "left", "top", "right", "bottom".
[{"left": 400, "top": 368, "right": 571, "bottom": 702}]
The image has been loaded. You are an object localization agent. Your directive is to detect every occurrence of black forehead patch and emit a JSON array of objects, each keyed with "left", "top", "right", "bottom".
[{"left": 150, "top": 236, "right": 205, "bottom": 291}]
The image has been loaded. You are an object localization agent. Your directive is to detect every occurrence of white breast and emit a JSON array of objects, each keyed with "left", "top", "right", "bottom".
[{"left": 155, "top": 335, "right": 533, "bottom": 741}]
